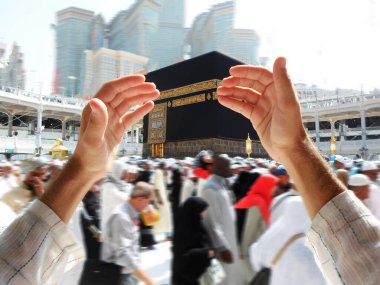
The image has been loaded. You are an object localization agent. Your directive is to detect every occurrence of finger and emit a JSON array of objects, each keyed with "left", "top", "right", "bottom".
[
  {"left": 273, "top": 57, "right": 299, "bottom": 108},
  {"left": 110, "top": 82, "right": 157, "bottom": 108},
  {"left": 115, "top": 90, "right": 160, "bottom": 115},
  {"left": 217, "top": 95, "right": 254, "bottom": 121},
  {"left": 135, "top": 69, "right": 148, "bottom": 75},
  {"left": 121, "top": 101, "right": 155, "bottom": 130},
  {"left": 222, "top": 77, "right": 267, "bottom": 94},
  {"left": 83, "top": 98, "right": 108, "bottom": 144},
  {"left": 229, "top": 65, "right": 273, "bottom": 86},
  {"left": 217, "top": 86, "right": 261, "bottom": 105},
  {"left": 95, "top": 75, "right": 145, "bottom": 102}
]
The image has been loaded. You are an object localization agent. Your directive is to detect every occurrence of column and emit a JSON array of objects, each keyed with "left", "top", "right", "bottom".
[
  {"left": 360, "top": 110, "right": 367, "bottom": 149},
  {"left": 28, "top": 120, "right": 35, "bottom": 135},
  {"left": 68, "top": 124, "right": 74, "bottom": 141},
  {"left": 330, "top": 119, "right": 336, "bottom": 155},
  {"left": 62, "top": 119, "right": 67, "bottom": 140},
  {"left": 339, "top": 120, "right": 345, "bottom": 142},
  {"left": 7, "top": 112, "right": 13, "bottom": 137},
  {"left": 35, "top": 107, "right": 43, "bottom": 155},
  {"left": 315, "top": 115, "right": 320, "bottom": 149},
  {"left": 135, "top": 127, "right": 139, "bottom": 143}
]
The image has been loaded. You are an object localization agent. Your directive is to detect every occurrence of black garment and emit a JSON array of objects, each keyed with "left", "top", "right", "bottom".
[
  {"left": 232, "top": 171, "right": 261, "bottom": 244},
  {"left": 172, "top": 197, "right": 213, "bottom": 285},
  {"left": 81, "top": 190, "right": 101, "bottom": 260},
  {"left": 168, "top": 168, "right": 183, "bottom": 227},
  {"left": 79, "top": 190, "right": 105, "bottom": 285}
]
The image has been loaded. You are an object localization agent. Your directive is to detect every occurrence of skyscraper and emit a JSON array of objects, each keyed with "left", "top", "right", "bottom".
[
  {"left": 108, "top": 0, "right": 185, "bottom": 70},
  {"left": 186, "top": 1, "right": 259, "bottom": 65},
  {"left": 55, "top": 7, "right": 105, "bottom": 97},
  {"left": 149, "top": 0, "right": 185, "bottom": 69},
  {"left": 108, "top": 1, "right": 161, "bottom": 58},
  {"left": 1, "top": 43, "right": 25, "bottom": 89}
]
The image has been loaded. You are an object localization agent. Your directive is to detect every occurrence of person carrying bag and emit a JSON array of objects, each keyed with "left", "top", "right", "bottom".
[{"left": 249, "top": 233, "right": 305, "bottom": 285}]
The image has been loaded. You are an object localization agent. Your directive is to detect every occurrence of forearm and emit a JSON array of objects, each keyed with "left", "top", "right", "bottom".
[
  {"left": 280, "top": 137, "right": 345, "bottom": 218},
  {"left": 40, "top": 155, "right": 100, "bottom": 224}
]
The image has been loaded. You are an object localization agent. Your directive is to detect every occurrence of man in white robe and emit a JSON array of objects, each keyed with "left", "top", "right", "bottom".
[
  {"left": 201, "top": 155, "right": 242, "bottom": 285},
  {"left": 250, "top": 193, "right": 329, "bottom": 285},
  {"left": 151, "top": 162, "right": 172, "bottom": 235}
]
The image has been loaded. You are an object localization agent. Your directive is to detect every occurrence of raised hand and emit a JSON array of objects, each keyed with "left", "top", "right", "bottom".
[
  {"left": 73, "top": 74, "right": 160, "bottom": 179},
  {"left": 217, "top": 57, "right": 308, "bottom": 163},
  {"left": 41, "top": 74, "right": 159, "bottom": 223}
]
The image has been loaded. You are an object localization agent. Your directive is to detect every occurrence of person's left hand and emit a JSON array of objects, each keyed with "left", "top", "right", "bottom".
[{"left": 72, "top": 74, "right": 159, "bottom": 181}]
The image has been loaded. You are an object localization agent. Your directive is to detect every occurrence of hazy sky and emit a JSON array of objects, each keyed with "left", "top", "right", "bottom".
[{"left": 1, "top": 0, "right": 379, "bottom": 93}]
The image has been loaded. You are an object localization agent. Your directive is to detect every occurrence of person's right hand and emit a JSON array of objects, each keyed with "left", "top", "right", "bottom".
[
  {"left": 217, "top": 57, "right": 309, "bottom": 164},
  {"left": 220, "top": 249, "right": 233, "bottom": 263},
  {"left": 72, "top": 74, "right": 159, "bottom": 183}
]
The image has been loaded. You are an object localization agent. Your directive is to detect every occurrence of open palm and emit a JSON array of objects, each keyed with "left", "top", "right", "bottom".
[
  {"left": 217, "top": 57, "right": 307, "bottom": 162},
  {"left": 73, "top": 74, "right": 159, "bottom": 177}
]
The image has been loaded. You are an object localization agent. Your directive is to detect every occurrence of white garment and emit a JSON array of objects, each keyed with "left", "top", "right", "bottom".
[
  {"left": 363, "top": 183, "right": 380, "bottom": 221},
  {"left": 201, "top": 175, "right": 242, "bottom": 285},
  {"left": 0, "top": 201, "right": 17, "bottom": 235},
  {"left": 270, "top": 190, "right": 298, "bottom": 225},
  {"left": 180, "top": 178, "right": 196, "bottom": 204},
  {"left": 0, "top": 200, "right": 84, "bottom": 285},
  {"left": 152, "top": 169, "right": 172, "bottom": 233},
  {"left": 100, "top": 180, "right": 130, "bottom": 234},
  {"left": 0, "top": 177, "right": 12, "bottom": 198},
  {"left": 1, "top": 185, "right": 33, "bottom": 214},
  {"left": 250, "top": 196, "right": 329, "bottom": 285}
]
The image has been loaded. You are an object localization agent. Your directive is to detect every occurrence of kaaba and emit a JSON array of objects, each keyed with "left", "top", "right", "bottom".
[{"left": 143, "top": 51, "right": 267, "bottom": 158}]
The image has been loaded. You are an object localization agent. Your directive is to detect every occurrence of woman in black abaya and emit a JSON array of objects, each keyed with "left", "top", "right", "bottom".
[{"left": 172, "top": 197, "right": 214, "bottom": 285}]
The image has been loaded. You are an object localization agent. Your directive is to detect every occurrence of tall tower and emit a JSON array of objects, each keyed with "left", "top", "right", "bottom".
[
  {"left": 186, "top": 1, "right": 259, "bottom": 65},
  {"left": 55, "top": 7, "right": 96, "bottom": 97},
  {"left": 149, "top": 0, "right": 185, "bottom": 69},
  {"left": 3, "top": 43, "right": 25, "bottom": 89},
  {"left": 108, "top": 1, "right": 161, "bottom": 59},
  {"left": 107, "top": 0, "right": 185, "bottom": 70}
]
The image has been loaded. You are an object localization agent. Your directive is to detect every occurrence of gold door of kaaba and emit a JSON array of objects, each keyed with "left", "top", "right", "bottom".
[
  {"left": 151, "top": 143, "right": 164, "bottom": 157},
  {"left": 147, "top": 103, "right": 167, "bottom": 157}
]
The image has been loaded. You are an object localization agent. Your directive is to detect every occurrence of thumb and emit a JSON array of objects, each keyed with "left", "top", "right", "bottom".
[
  {"left": 84, "top": 98, "right": 108, "bottom": 143},
  {"left": 273, "top": 57, "right": 299, "bottom": 107}
]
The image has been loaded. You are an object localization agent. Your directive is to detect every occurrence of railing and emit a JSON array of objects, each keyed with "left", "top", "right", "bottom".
[
  {"left": 315, "top": 139, "right": 380, "bottom": 156},
  {"left": 0, "top": 85, "right": 87, "bottom": 107},
  {"left": 0, "top": 136, "right": 143, "bottom": 156},
  {"left": 299, "top": 92, "right": 380, "bottom": 110}
]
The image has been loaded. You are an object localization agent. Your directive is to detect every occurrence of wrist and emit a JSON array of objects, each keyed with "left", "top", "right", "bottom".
[{"left": 69, "top": 152, "right": 107, "bottom": 183}]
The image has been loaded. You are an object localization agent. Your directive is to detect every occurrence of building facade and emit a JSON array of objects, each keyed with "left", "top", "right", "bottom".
[
  {"left": 108, "top": 0, "right": 185, "bottom": 70},
  {"left": 55, "top": 7, "right": 105, "bottom": 97},
  {"left": 82, "top": 48, "right": 148, "bottom": 97},
  {"left": 0, "top": 43, "right": 25, "bottom": 90},
  {"left": 185, "top": 1, "right": 259, "bottom": 65}
]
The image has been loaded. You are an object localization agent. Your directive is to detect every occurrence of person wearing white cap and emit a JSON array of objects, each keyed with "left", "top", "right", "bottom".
[
  {"left": 100, "top": 160, "right": 130, "bottom": 236},
  {"left": 332, "top": 155, "right": 345, "bottom": 172},
  {"left": 348, "top": 174, "right": 371, "bottom": 201},
  {"left": 361, "top": 161, "right": 380, "bottom": 185},
  {"left": 361, "top": 161, "right": 380, "bottom": 221},
  {"left": 151, "top": 161, "right": 172, "bottom": 238}
]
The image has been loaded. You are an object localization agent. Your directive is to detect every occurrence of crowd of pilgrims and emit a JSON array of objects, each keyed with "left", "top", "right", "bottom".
[{"left": 0, "top": 150, "right": 380, "bottom": 285}]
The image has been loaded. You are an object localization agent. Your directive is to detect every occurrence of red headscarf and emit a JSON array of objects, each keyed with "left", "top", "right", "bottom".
[
  {"left": 234, "top": 174, "right": 279, "bottom": 224},
  {"left": 193, "top": 167, "right": 211, "bottom": 179}
]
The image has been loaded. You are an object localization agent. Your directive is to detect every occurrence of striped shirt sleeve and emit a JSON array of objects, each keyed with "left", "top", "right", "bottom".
[
  {"left": 0, "top": 199, "right": 84, "bottom": 285},
  {"left": 307, "top": 190, "right": 380, "bottom": 285}
]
